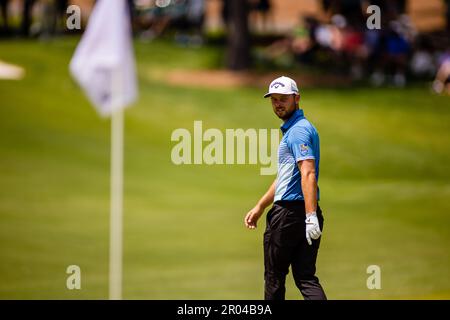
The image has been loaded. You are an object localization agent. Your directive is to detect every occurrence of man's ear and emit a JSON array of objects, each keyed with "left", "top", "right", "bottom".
[{"left": 295, "top": 94, "right": 300, "bottom": 105}]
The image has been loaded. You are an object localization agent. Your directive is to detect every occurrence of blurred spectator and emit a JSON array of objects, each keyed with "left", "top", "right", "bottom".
[
  {"left": 385, "top": 20, "right": 411, "bottom": 87},
  {"left": 334, "top": 0, "right": 365, "bottom": 27},
  {"left": 364, "top": 27, "right": 382, "bottom": 77},
  {"left": 369, "top": 17, "right": 414, "bottom": 87},
  {"left": 136, "top": 0, "right": 205, "bottom": 46},
  {"left": 259, "top": 15, "right": 317, "bottom": 68},
  {"left": 324, "top": 13, "right": 372, "bottom": 80},
  {"left": 40, "top": 0, "right": 57, "bottom": 38},
  {"left": 340, "top": 21, "right": 366, "bottom": 79},
  {"left": 291, "top": 16, "right": 319, "bottom": 64},
  {"left": 249, "top": 0, "right": 272, "bottom": 32},
  {"left": 171, "top": 0, "right": 205, "bottom": 47},
  {"left": 180, "top": 0, "right": 205, "bottom": 46},
  {"left": 367, "top": 0, "right": 406, "bottom": 24},
  {"left": 410, "top": 36, "right": 436, "bottom": 78},
  {"left": 255, "top": 2, "right": 449, "bottom": 89},
  {"left": 137, "top": 0, "right": 187, "bottom": 41},
  {"left": 314, "top": 14, "right": 346, "bottom": 52},
  {"left": 410, "top": 49, "right": 435, "bottom": 77},
  {"left": 432, "top": 50, "right": 450, "bottom": 94}
]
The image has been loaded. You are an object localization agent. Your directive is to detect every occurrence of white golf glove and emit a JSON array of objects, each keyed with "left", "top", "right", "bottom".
[{"left": 305, "top": 212, "right": 321, "bottom": 245}]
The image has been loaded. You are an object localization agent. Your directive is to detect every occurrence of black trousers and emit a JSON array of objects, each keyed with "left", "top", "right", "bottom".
[{"left": 263, "top": 200, "right": 327, "bottom": 300}]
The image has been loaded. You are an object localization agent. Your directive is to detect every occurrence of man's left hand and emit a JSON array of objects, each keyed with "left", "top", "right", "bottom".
[{"left": 305, "top": 212, "right": 321, "bottom": 245}]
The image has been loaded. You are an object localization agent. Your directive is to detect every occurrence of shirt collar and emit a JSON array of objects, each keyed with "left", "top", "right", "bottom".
[{"left": 280, "top": 109, "right": 304, "bottom": 134}]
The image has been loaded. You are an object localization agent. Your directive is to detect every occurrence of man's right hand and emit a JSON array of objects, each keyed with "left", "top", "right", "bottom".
[{"left": 244, "top": 205, "right": 264, "bottom": 229}]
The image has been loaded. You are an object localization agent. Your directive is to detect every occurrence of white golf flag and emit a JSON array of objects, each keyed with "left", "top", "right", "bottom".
[{"left": 70, "top": 0, "right": 137, "bottom": 116}]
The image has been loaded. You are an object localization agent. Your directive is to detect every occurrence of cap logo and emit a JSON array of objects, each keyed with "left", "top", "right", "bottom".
[{"left": 271, "top": 81, "right": 285, "bottom": 89}]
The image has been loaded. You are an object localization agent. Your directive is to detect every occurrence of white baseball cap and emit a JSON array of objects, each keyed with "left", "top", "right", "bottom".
[{"left": 264, "top": 76, "right": 299, "bottom": 98}]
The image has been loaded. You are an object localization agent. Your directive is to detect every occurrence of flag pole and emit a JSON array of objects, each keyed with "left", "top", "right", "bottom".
[
  {"left": 69, "top": 0, "right": 136, "bottom": 300},
  {"left": 109, "top": 85, "right": 124, "bottom": 300}
]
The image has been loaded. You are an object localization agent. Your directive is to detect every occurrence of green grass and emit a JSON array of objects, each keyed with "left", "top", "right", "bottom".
[{"left": 0, "top": 38, "right": 449, "bottom": 299}]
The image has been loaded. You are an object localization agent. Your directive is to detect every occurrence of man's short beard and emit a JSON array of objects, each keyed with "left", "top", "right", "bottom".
[{"left": 279, "top": 104, "right": 298, "bottom": 120}]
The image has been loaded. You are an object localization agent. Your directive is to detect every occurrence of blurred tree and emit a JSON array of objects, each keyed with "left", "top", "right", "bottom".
[
  {"left": 21, "top": 0, "right": 35, "bottom": 36},
  {"left": 56, "top": 0, "right": 69, "bottom": 33},
  {"left": 0, "top": 0, "right": 9, "bottom": 35},
  {"left": 225, "top": 0, "right": 251, "bottom": 70},
  {"left": 445, "top": 0, "right": 450, "bottom": 32}
]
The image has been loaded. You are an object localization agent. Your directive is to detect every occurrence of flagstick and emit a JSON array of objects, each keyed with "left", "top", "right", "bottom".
[
  {"left": 110, "top": 107, "right": 123, "bottom": 300},
  {"left": 69, "top": 0, "right": 135, "bottom": 300}
]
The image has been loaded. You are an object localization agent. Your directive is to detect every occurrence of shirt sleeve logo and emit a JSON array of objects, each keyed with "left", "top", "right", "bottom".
[{"left": 300, "top": 143, "right": 308, "bottom": 156}]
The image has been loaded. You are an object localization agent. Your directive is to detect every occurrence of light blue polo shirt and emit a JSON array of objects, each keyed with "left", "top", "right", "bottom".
[{"left": 274, "top": 109, "right": 320, "bottom": 202}]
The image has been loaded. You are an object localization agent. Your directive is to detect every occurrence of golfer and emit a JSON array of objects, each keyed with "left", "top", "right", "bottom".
[{"left": 244, "top": 76, "right": 327, "bottom": 300}]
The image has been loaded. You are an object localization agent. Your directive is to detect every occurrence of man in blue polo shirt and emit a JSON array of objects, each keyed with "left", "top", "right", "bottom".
[{"left": 244, "top": 76, "right": 327, "bottom": 300}]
